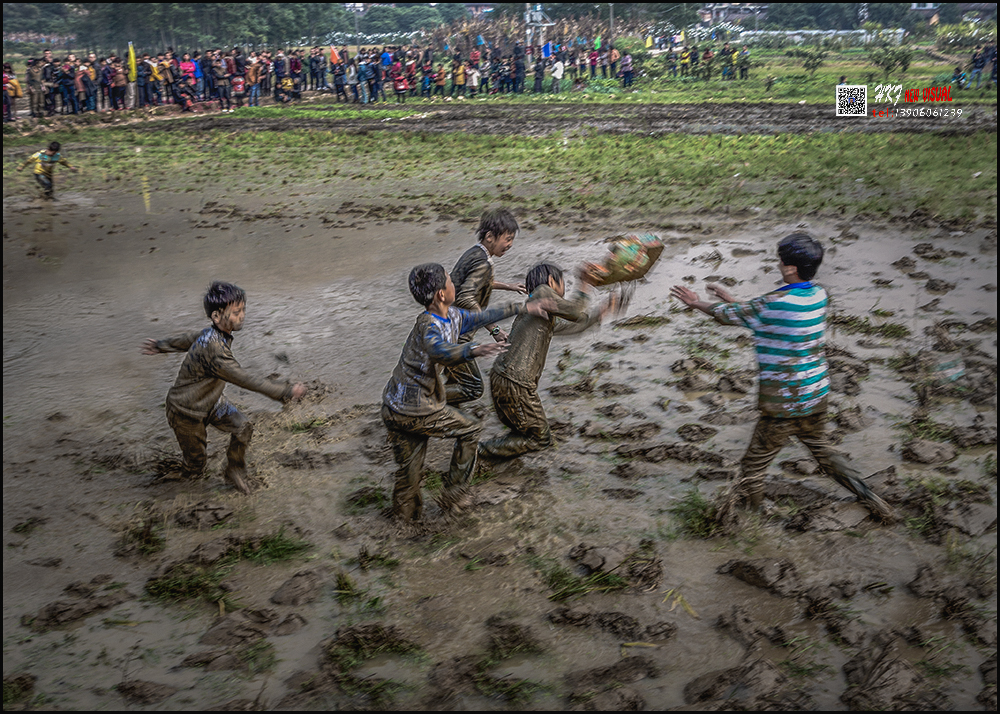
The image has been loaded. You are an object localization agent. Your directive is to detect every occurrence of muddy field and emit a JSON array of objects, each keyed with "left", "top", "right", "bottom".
[
  {"left": 2, "top": 105, "right": 997, "bottom": 711},
  {"left": 145, "top": 100, "right": 999, "bottom": 137}
]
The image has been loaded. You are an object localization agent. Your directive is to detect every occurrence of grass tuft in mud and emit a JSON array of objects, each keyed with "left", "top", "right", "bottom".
[
  {"left": 145, "top": 529, "right": 312, "bottom": 606},
  {"left": 528, "top": 555, "right": 629, "bottom": 602},
  {"left": 115, "top": 519, "right": 166, "bottom": 558},
  {"left": 336, "top": 674, "right": 409, "bottom": 709},
  {"left": 668, "top": 489, "right": 721, "bottom": 538},
  {"left": 830, "top": 314, "right": 911, "bottom": 338},
  {"left": 613, "top": 314, "right": 672, "bottom": 329},
  {"left": 323, "top": 623, "right": 421, "bottom": 673},
  {"left": 144, "top": 562, "right": 236, "bottom": 608},
  {"left": 344, "top": 485, "right": 390, "bottom": 514},
  {"left": 470, "top": 617, "right": 547, "bottom": 704},
  {"left": 334, "top": 571, "right": 365, "bottom": 605},
  {"left": 236, "top": 639, "right": 278, "bottom": 676},
  {"left": 2, "top": 674, "right": 36, "bottom": 708},
  {"left": 224, "top": 529, "right": 312, "bottom": 565},
  {"left": 287, "top": 417, "right": 329, "bottom": 434},
  {"left": 352, "top": 547, "right": 400, "bottom": 571},
  {"left": 896, "top": 416, "right": 955, "bottom": 443}
]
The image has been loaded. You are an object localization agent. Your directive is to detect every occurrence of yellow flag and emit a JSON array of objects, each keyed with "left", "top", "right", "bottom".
[
  {"left": 679, "top": 30, "right": 686, "bottom": 44},
  {"left": 127, "top": 42, "right": 137, "bottom": 82},
  {"left": 646, "top": 35, "right": 653, "bottom": 48}
]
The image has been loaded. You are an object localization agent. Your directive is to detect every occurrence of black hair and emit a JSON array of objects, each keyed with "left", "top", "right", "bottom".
[
  {"left": 477, "top": 208, "right": 519, "bottom": 243},
  {"left": 777, "top": 233, "right": 824, "bottom": 281},
  {"left": 525, "top": 263, "right": 563, "bottom": 293},
  {"left": 408, "top": 263, "right": 447, "bottom": 307},
  {"left": 48, "top": 141, "right": 61, "bottom": 152},
  {"left": 203, "top": 281, "right": 246, "bottom": 318}
]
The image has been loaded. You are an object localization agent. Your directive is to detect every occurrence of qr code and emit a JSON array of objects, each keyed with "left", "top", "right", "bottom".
[{"left": 836, "top": 85, "right": 867, "bottom": 117}]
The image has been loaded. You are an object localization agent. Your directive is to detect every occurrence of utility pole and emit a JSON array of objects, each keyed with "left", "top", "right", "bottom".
[
  {"left": 347, "top": 2, "right": 364, "bottom": 56},
  {"left": 610, "top": 3, "right": 615, "bottom": 45}
]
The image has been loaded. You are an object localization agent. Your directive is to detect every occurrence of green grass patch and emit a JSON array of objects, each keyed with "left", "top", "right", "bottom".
[
  {"left": 830, "top": 314, "right": 911, "bottom": 338},
  {"left": 144, "top": 561, "right": 237, "bottom": 608},
  {"left": 236, "top": 639, "right": 277, "bottom": 675},
  {"left": 526, "top": 554, "right": 629, "bottom": 602},
  {"left": 668, "top": 489, "right": 721, "bottom": 538},
  {"left": 613, "top": 314, "right": 673, "bottom": 329},
  {"left": 5, "top": 126, "right": 995, "bottom": 224},
  {"left": 334, "top": 570, "right": 365, "bottom": 605},
  {"left": 2, "top": 675, "right": 36, "bottom": 708},
  {"left": 287, "top": 417, "right": 329, "bottom": 433},
  {"left": 116, "top": 520, "right": 166, "bottom": 557},
  {"left": 323, "top": 623, "right": 422, "bottom": 673},
  {"left": 145, "top": 529, "right": 311, "bottom": 606},
  {"left": 895, "top": 415, "right": 955, "bottom": 443},
  {"left": 224, "top": 529, "right": 312, "bottom": 565}
]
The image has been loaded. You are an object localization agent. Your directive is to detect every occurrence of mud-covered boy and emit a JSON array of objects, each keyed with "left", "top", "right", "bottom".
[
  {"left": 18, "top": 141, "right": 77, "bottom": 199},
  {"left": 142, "top": 281, "right": 306, "bottom": 494},
  {"left": 444, "top": 208, "right": 528, "bottom": 405},
  {"left": 480, "top": 263, "right": 621, "bottom": 458},
  {"left": 382, "top": 263, "right": 553, "bottom": 520},
  {"left": 670, "top": 233, "right": 895, "bottom": 527}
]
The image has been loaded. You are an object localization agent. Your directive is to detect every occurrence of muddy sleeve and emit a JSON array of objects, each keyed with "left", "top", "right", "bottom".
[
  {"left": 456, "top": 304, "right": 520, "bottom": 337},
  {"left": 546, "top": 288, "right": 590, "bottom": 323},
  {"left": 211, "top": 348, "right": 292, "bottom": 402},
  {"left": 454, "top": 260, "right": 491, "bottom": 311},
  {"left": 18, "top": 153, "right": 38, "bottom": 171},
  {"left": 154, "top": 330, "right": 204, "bottom": 353},
  {"left": 553, "top": 292, "right": 601, "bottom": 336},
  {"left": 425, "top": 319, "right": 476, "bottom": 366}
]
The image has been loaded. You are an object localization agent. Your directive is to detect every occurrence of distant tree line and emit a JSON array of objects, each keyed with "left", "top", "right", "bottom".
[{"left": 3, "top": 3, "right": 978, "bottom": 54}]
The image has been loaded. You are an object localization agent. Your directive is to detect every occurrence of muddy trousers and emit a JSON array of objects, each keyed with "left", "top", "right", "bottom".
[
  {"left": 34, "top": 174, "right": 54, "bottom": 197},
  {"left": 727, "top": 410, "right": 892, "bottom": 519},
  {"left": 381, "top": 404, "right": 481, "bottom": 520},
  {"left": 166, "top": 399, "right": 252, "bottom": 480},
  {"left": 479, "top": 374, "right": 552, "bottom": 458},
  {"left": 444, "top": 357, "right": 484, "bottom": 405}
]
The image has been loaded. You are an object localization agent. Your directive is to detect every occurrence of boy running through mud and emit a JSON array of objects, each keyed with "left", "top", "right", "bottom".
[
  {"left": 444, "top": 208, "right": 528, "bottom": 405},
  {"left": 670, "top": 233, "right": 896, "bottom": 528},
  {"left": 18, "top": 141, "right": 78, "bottom": 199},
  {"left": 382, "top": 263, "right": 554, "bottom": 521},
  {"left": 142, "top": 282, "right": 306, "bottom": 494},
  {"left": 480, "top": 263, "right": 623, "bottom": 458}
]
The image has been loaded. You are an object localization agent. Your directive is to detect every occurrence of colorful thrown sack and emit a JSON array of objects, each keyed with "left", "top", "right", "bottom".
[{"left": 582, "top": 233, "right": 664, "bottom": 286}]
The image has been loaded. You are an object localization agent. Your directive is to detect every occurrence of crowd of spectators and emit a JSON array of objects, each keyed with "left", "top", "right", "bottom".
[{"left": 3, "top": 40, "right": 651, "bottom": 120}]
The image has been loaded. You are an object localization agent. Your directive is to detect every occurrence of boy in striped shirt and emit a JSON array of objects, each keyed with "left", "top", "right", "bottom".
[{"left": 671, "top": 233, "right": 895, "bottom": 527}]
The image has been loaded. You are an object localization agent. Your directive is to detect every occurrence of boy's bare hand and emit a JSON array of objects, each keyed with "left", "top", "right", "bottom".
[
  {"left": 525, "top": 297, "right": 556, "bottom": 319},
  {"left": 707, "top": 284, "right": 735, "bottom": 302},
  {"left": 290, "top": 383, "right": 307, "bottom": 400},
  {"left": 472, "top": 342, "right": 507, "bottom": 358},
  {"left": 140, "top": 338, "right": 162, "bottom": 355},
  {"left": 670, "top": 285, "right": 700, "bottom": 306}
]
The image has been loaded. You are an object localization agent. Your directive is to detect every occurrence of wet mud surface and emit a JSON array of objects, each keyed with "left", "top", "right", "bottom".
[
  {"left": 146, "top": 101, "right": 998, "bottom": 137},
  {"left": 2, "top": 167, "right": 997, "bottom": 710}
]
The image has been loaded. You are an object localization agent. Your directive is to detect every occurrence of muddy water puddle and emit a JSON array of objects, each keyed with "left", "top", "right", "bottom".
[{"left": 3, "top": 187, "right": 996, "bottom": 710}]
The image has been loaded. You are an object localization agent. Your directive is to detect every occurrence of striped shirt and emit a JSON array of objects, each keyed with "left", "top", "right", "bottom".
[{"left": 710, "top": 285, "right": 829, "bottom": 418}]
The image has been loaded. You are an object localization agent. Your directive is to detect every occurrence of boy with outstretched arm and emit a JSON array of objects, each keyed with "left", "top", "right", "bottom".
[
  {"left": 382, "top": 263, "right": 553, "bottom": 521},
  {"left": 670, "top": 233, "right": 895, "bottom": 528},
  {"left": 444, "top": 208, "right": 527, "bottom": 405},
  {"left": 480, "top": 263, "right": 623, "bottom": 458},
  {"left": 142, "top": 282, "right": 306, "bottom": 494},
  {"left": 18, "top": 141, "right": 78, "bottom": 199}
]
